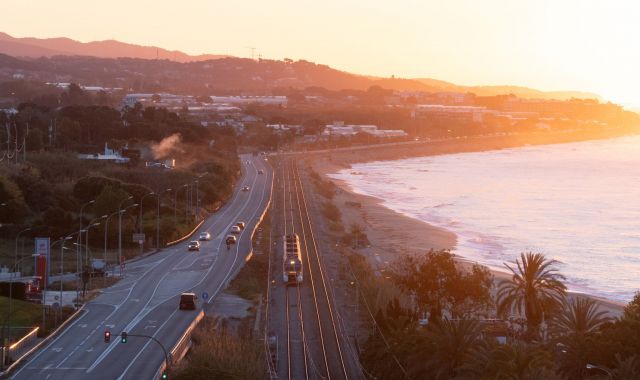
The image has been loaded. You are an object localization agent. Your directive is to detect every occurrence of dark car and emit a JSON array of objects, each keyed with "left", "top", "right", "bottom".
[
  {"left": 179, "top": 292, "right": 197, "bottom": 310},
  {"left": 225, "top": 235, "right": 237, "bottom": 245},
  {"left": 187, "top": 241, "right": 200, "bottom": 251}
]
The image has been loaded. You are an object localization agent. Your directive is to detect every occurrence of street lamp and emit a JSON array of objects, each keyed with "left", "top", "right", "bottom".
[
  {"left": 104, "top": 210, "right": 122, "bottom": 283},
  {"left": 118, "top": 196, "right": 134, "bottom": 274},
  {"left": 59, "top": 234, "right": 79, "bottom": 309},
  {"left": 586, "top": 364, "right": 613, "bottom": 379},
  {"left": 156, "top": 189, "right": 172, "bottom": 251},
  {"left": 194, "top": 173, "right": 208, "bottom": 222},
  {"left": 7, "top": 227, "right": 31, "bottom": 345},
  {"left": 174, "top": 184, "right": 188, "bottom": 225},
  {"left": 117, "top": 202, "right": 137, "bottom": 276},
  {"left": 78, "top": 200, "right": 95, "bottom": 282},
  {"left": 85, "top": 216, "right": 107, "bottom": 268},
  {"left": 138, "top": 192, "right": 155, "bottom": 234},
  {"left": 82, "top": 221, "right": 103, "bottom": 292}
]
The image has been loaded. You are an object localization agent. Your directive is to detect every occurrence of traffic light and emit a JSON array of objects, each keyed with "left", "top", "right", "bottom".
[
  {"left": 161, "top": 370, "right": 168, "bottom": 379},
  {"left": 104, "top": 331, "right": 111, "bottom": 343},
  {"left": 121, "top": 331, "right": 128, "bottom": 343}
]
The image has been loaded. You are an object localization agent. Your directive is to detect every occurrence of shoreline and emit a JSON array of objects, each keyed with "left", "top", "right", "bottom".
[{"left": 303, "top": 132, "right": 630, "bottom": 317}]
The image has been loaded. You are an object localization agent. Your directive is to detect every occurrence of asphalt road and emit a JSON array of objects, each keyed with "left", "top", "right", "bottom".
[{"left": 12, "top": 154, "right": 273, "bottom": 380}]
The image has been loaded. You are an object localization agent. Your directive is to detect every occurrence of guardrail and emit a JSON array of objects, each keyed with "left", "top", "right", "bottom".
[
  {"left": 0, "top": 306, "right": 85, "bottom": 377},
  {"left": 165, "top": 218, "right": 207, "bottom": 247},
  {"left": 155, "top": 310, "right": 205, "bottom": 378}
]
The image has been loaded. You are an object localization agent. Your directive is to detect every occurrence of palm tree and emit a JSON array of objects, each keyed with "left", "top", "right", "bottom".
[
  {"left": 553, "top": 297, "right": 611, "bottom": 337},
  {"left": 408, "top": 318, "right": 483, "bottom": 379},
  {"left": 553, "top": 298, "right": 611, "bottom": 379},
  {"left": 466, "top": 340, "right": 558, "bottom": 379},
  {"left": 497, "top": 252, "right": 567, "bottom": 340}
]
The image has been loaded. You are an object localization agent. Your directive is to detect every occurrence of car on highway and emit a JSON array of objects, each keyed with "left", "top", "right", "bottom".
[
  {"left": 179, "top": 292, "right": 197, "bottom": 310},
  {"left": 242, "top": 186, "right": 250, "bottom": 192},
  {"left": 258, "top": 169, "right": 264, "bottom": 174},
  {"left": 225, "top": 235, "right": 237, "bottom": 245},
  {"left": 230, "top": 225, "right": 242, "bottom": 234},
  {"left": 198, "top": 232, "right": 211, "bottom": 241},
  {"left": 187, "top": 241, "right": 200, "bottom": 251},
  {"left": 236, "top": 221, "right": 246, "bottom": 230}
]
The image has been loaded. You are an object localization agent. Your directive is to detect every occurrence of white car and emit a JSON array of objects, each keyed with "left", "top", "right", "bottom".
[
  {"left": 199, "top": 232, "right": 211, "bottom": 241},
  {"left": 230, "top": 225, "right": 242, "bottom": 234}
]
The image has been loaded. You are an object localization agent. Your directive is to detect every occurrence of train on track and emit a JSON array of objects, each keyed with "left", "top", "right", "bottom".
[{"left": 282, "top": 234, "right": 303, "bottom": 285}]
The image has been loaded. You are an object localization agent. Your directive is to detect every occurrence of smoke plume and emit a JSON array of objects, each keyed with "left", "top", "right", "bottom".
[{"left": 151, "top": 133, "right": 184, "bottom": 159}]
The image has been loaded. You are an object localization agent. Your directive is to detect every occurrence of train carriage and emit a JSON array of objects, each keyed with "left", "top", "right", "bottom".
[{"left": 282, "top": 234, "right": 303, "bottom": 284}]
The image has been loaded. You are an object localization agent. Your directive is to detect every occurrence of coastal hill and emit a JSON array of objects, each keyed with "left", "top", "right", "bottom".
[
  {"left": 0, "top": 32, "right": 600, "bottom": 101},
  {"left": 0, "top": 32, "right": 228, "bottom": 63}
]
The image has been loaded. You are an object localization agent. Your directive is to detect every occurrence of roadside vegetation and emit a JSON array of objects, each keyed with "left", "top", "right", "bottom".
[
  {"left": 0, "top": 86, "right": 240, "bottom": 277},
  {"left": 357, "top": 251, "right": 640, "bottom": 379},
  {"left": 171, "top": 317, "right": 264, "bottom": 380}
]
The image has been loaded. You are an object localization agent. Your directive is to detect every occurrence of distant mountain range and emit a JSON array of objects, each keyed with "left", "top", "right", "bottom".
[
  {"left": 0, "top": 32, "right": 228, "bottom": 63},
  {"left": 0, "top": 32, "right": 601, "bottom": 101}
]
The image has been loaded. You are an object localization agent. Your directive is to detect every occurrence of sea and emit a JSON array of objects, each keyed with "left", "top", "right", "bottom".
[{"left": 330, "top": 135, "right": 640, "bottom": 302}]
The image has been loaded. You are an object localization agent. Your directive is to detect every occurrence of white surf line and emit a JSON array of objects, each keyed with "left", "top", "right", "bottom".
[{"left": 89, "top": 157, "right": 263, "bottom": 374}]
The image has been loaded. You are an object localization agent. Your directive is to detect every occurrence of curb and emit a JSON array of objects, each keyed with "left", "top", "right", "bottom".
[{"left": 0, "top": 306, "right": 86, "bottom": 378}]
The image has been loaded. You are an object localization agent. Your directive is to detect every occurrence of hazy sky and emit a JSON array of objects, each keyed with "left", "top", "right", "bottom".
[{"left": 4, "top": 0, "right": 639, "bottom": 105}]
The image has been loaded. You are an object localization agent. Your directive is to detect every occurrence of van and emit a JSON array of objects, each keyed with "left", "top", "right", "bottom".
[{"left": 179, "top": 292, "right": 197, "bottom": 310}]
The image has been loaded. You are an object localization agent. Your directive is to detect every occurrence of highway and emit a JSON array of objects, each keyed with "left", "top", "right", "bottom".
[{"left": 12, "top": 154, "right": 273, "bottom": 380}]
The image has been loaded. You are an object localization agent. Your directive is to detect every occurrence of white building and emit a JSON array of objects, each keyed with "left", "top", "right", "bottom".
[
  {"left": 77, "top": 143, "right": 130, "bottom": 164},
  {"left": 413, "top": 105, "right": 487, "bottom": 123},
  {"left": 321, "top": 121, "right": 407, "bottom": 138},
  {"left": 209, "top": 96, "right": 288, "bottom": 106}
]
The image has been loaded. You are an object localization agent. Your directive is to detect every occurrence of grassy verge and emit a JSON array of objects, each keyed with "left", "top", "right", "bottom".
[
  {"left": 171, "top": 317, "right": 264, "bottom": 380},
  {"left": 0, "top": 296, "right": 74, "bottom": 340},
  {"left": 226, "top": 210, "right": 271, "bottom": 302}
]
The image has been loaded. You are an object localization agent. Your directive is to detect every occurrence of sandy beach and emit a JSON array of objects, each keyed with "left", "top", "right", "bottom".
[{"left": 301, "top": 133, "right": 628, "bottom": 318}]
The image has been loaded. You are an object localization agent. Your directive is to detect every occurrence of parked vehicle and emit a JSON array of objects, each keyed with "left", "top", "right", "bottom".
[
  {"left": 187, "top": 241, "right": 200, "bottom": 251},
  {"left": 179, "top": 292, "right": 197, "bottom": 310}
]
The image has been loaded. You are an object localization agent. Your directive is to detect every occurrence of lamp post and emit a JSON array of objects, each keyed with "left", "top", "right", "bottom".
[
  {"left": 118, "top": 196, "right": 133, "bottom": 275},
  {"left": 138, "top": 192, "right": 155, "bottom": 234},
  {"left": 58, "top": 234, "right": 78, "bottom": 309},
  {"left": 7, "top": 227, "right": 31, "bottom": 344},
  {"left": 174, "top": 184, "right": 188, "bottom": 226},
  {"left": 194, "top": 172, "right": 208, "bottom": 222},
  {"left": 104, "top": 210, "right": 122, "bottom": 284},
  {"left": 78, "top": 200, "right": 95, "bottom": 285},
  {"left": 85, "top": 216, "right": 107, "bottom": 268},
  {"left": 156, "top": 189, "right": 172, "bottom": 251},
  {"left": 117, "top": 202, "right": 137, "bottom": 276},
  {"left": 82, "top": 220, "right": 104, "bottom": 292}
]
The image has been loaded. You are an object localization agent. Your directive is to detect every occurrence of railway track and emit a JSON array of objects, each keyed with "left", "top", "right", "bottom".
[
  {"left": 283, "top": 159, "right": 310, "bottom": 380},
  {"left": 267, "top": 157, "right": 356, "bottom": 380},
  {"left": 289, "top": 159, "right": 351, "bottom": 379}
]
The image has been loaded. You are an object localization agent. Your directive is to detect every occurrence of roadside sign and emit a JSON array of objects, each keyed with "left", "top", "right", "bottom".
[
  {"left": 202, "top": 292, "right": 209, "bottom": 300},
  {"left": 132, "top": 233, "right": 145, "bottom": 243}
]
